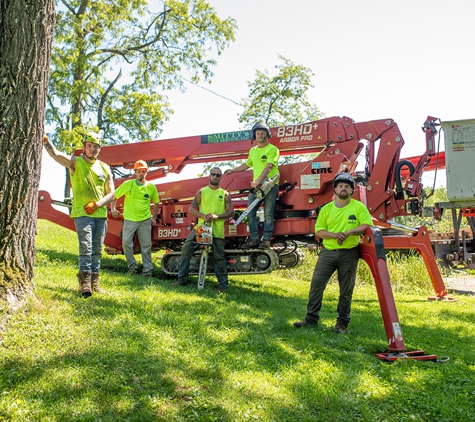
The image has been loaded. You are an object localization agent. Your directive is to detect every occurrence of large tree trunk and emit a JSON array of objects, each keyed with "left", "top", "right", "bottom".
[{"left": 0, "top": 0, "right": 56, "bottom": 307}]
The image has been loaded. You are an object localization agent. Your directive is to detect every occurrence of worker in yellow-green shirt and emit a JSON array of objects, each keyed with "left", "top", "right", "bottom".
[
  {"left": 43, "top": 132, "right": 115, "bottom": 298},
  {"left": 173, "top": 167, "right": 234, "bottom": 292},
  {"left": 294, "top": 172, "right": 373, "bottom": 334},
  {"left": 111, "top": 160, "right": 159, "bottom": 277},
  {"left": 224, "top": 122, "right": 280, "bottom": 250}
]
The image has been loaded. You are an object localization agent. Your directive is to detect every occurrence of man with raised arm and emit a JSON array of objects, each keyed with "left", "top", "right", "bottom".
[{"left": 43, "top": 133, "right": 115, "bottom": 297}]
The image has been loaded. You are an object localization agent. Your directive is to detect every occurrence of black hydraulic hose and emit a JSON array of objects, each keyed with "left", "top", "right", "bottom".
[{"left": 395, "top": 160, "right": 415, "bottom": 192}]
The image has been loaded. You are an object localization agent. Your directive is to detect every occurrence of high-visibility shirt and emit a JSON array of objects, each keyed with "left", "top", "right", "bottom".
[
  {"left": 70, "top": 156, "right": 111, "bottom": 218},
  {"left": 197, "top": 186, "right": 227, "bottom": 239},
  {"left": 114, "top": 179, "right": 159, "bottom": 221},
  {"left": 246, "top": 143, "right": 280, "bottom": 183},
  {"left": 315, "top": 199, "right": 373, "bottom": 250}
]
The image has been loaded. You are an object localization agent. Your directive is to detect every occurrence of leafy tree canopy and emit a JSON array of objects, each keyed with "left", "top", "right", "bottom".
[
  {"left": 238, "top": 55, "right": 322, "bottom": 129},
  {"left": 202, "top": 55, "right": 323, "bottom": 175},
  {"left": 47, "top": 0, "right": 237, "bottom": 154}
]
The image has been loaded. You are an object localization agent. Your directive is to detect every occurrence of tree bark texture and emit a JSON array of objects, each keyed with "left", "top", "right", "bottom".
[{"left": 0, "top": 0, "right": 55, "bottom": 306}]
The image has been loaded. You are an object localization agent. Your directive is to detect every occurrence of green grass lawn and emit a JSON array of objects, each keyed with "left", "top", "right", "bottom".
[{"left": 1, "top": 220, "right": 474, "bottom": 421}]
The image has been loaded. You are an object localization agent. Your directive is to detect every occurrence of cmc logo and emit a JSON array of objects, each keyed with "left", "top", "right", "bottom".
[{"left": 311, "top": 167, "right": 333, "bottom": 174}]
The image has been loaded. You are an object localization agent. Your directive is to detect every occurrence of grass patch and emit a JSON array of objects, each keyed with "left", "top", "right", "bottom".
[{"left": 0, "top": 220, "right": 474, "bottom": 421}]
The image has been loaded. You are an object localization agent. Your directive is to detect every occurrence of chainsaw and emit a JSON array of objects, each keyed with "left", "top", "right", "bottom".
[
  {"left": 234, "top": 174, "right": 279, "bottom": 227},
  {"left": 195, "top": 222, "right": 213, "bottom": 290}
]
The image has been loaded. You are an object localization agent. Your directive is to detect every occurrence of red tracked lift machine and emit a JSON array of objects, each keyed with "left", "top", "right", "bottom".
[{"left": 39, "top": 116, "right": 462, "bottom": 361}]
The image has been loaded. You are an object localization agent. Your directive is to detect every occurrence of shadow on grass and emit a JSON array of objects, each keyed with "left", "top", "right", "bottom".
[
  {"left": 6, "top": 274, "right": 475, "bottom": 421},
  {"left": 37, "top": 247, "right": 130, "bottom": 274},
  {"left": 0, "top": 288, "right": 373, "bottom": 420},
  {"left": 4, "top": 282, "right": 473, "bottom": 421},
  {"left": 22, "top": 238, "right": 475, "bottom": 419}
]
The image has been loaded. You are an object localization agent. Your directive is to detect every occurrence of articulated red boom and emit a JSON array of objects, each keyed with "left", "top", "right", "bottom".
[
  {"left": 40, "top": 116, "right": 438, "bottom": 256},
  {"left": 97, "top": 116, "right": 427, "bottom": 219},
  {"left": 39, "top": 115, "right": 444, "bottom": 261}
]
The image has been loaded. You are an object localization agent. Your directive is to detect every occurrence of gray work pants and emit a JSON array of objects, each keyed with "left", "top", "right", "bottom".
[{"left": 122, "top": 219, "right": 153, "bottom": 275}]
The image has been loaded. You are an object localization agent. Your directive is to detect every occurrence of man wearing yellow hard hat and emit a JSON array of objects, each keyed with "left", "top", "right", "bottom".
[{"left": 43, "top": 132, "right": 115, "bottom": 297}]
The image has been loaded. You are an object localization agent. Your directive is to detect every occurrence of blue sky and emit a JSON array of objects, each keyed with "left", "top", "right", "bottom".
[{"left": 40, "top": 0, "right": 475, "bottom": 198}]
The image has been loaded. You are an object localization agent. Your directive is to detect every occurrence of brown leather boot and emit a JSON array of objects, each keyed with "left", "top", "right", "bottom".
[
  {"left": 91, "top": 273, "right": 105, "bottom": 294},
  {"left": 77, "top": 272, "right": 92, "bottom": 297}
]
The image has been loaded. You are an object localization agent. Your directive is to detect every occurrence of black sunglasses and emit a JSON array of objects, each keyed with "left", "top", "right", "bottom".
[{"left": 210, "top": 173, "right": 222, "bottom": 178}]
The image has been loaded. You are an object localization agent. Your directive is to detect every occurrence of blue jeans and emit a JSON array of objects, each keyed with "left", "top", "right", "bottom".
[
  {"left": 74, "top": 217, "right": 107, "bottom": 274},
  {"left": 247, "top": 184, "right": 278, "bottom": 241},
  {"left": 178, "top": 229, "right": 228, "bottom": 287}
]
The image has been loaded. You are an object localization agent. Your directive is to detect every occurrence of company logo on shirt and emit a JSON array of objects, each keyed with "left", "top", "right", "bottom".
[
  {"left": 218, "top": 195, "right": 224, "bottom": 201},
  {"left": 348, "top": 214, "right": 357, "bottom": 225},
  {"left": 261, "top": 154, "right": 267, "bottom": 163},
  {"left": 144, "top": 194, "right": 150, "bottom": 199}
]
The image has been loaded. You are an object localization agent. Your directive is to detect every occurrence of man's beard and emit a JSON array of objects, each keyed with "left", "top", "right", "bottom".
[
  {"left": 83, "top": 152, "right": 98, "bottom": 162},
  {"left": 335, "top": 190, "right": 350, "bottom": 199},
  {"left": 210, "top": 179, "right": 219, "bottom": 186}
]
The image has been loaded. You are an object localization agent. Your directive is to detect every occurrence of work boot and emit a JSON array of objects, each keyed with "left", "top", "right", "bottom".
[
  {"left": 77, "top": 272, "right": 92, "bottom": 298},
  {"left": 171, "top": 279, "right": 190, "bottom": 286},
  {"left": 258, "top": 240, "right": 271, "bottom": 249},
  {"left": 293, "top": 317, "right": 318, "bottom": 328},
  {"left": 91, "top": 273, "right": 105, "bottom": 294},
  {"left": 241, "top": 239, "right": 260, "bottom": 249},
  {"left": 333, "top": 322, "right": 348, "bottom": 334}
]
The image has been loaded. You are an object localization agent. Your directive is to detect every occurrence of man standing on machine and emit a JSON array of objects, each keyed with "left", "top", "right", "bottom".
[{"left": 224, "top": 122, "right": 280, "bottom": 249}]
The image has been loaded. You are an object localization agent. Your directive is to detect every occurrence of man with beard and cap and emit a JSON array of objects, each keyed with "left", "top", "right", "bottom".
[
  {"left": 173, "top": 167, "right": 234, "bottom": 293},
  {"left": 111, "top": 160, "right": 160, "bottom": 278},
  {"left": 293, "top": 172, "right": 373, "bottom": 334},
  {"left": 43, "top": 132, "right": 115, "bottom": 297}
]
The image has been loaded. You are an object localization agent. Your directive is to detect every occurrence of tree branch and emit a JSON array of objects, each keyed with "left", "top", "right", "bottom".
[
  {"left": 91, "top": 9, "right": 171, "bottom": 64},
  {"left": 60, "top": 0, "right": 76, "bottom": 15},
  {"left": 77, "top": 0, "right": 89, "bottom": 17},
  {"left": 47, "top": 95, "right": 66, "bottom": 132},
  {"left": 98, "top": 70, "right": 122, "bottom": 130}
]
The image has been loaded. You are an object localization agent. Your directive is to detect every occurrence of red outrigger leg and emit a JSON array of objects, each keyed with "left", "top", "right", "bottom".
[
  {"left": 381, "top": 226, "right": 456, "bottom": 301},
  {"left": 359, "top": 227, "right": 439, "bottom": 361}
]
